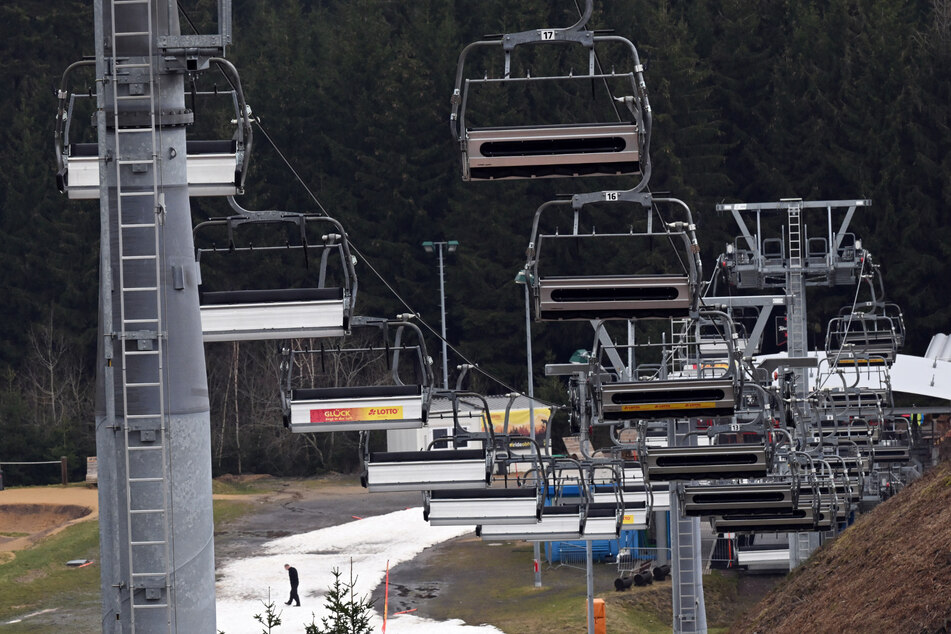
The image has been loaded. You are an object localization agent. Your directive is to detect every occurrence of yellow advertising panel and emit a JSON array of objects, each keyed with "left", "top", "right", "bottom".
[
  {"left": 484, "top": 407, "right": 549, "bottom": 438},
  {"left": 310, "top": 406, "right": 403, "bottom": 423},
  {"left": 620, "top": 402, "right": 715, "bottom": 413}
]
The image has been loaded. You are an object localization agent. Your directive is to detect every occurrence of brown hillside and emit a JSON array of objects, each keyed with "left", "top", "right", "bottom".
[{"left": 734, "top": 460, "right": 951, "bottom": 633}]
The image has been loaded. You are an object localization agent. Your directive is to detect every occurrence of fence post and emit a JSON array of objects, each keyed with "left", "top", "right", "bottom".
[{"left": 61, "top": 456, "right": 68, "bottom": 486}]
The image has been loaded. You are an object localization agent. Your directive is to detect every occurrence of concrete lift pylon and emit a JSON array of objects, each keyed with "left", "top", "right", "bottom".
[{"left": 57, "top": 2, "right": 247, "bottom": 631}]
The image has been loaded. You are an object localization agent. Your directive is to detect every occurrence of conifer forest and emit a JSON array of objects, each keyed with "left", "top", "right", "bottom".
[{"left": 2, "top": 0, "right": 950, "bottom": 482}]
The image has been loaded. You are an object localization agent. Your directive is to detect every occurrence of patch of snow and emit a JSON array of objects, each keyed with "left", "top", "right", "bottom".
[{"left": 215, "top": 507, "right": 503, "bottom": 633}]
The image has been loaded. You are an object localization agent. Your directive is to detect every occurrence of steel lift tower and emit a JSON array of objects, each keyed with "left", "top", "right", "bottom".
[
  {"left": 55, "top": 1, "right": 245, "bottom": 631},
  {"left": 716, "top": 198, "right": 870, "bottom": 568}
]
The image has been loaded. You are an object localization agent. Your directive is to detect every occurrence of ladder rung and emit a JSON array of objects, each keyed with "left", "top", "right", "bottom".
[
  {"left": 121, "top": 286, "right": 159, "bottom": 292},
  {"left": 131, "top": 573, "right": 169, "bottom": 579},
  {"left": 131, "top": 540, "right": 167, "bottom": 546},
  {"left": 118, "top": 191, "right": 155, "bottom": 197},
  {"left": 122, "top": 349, "right": 160, "bottom": 356},
  {"left": 118, "top": 127, "right": 155, "bottom": 134},
  {"left": 115, "top": 31, "right": 151, "bottom": 37},
  {"left": 120, "top": 223, "right": 158, "bottom": 229},
  {"left": 130, "top": 506, "right": 167, "bottom": 512},
  {"left": 126, "top": 382, "right": 162, "bottom": 388},
  {"left": 115, "top": 63, "right": 151, "bottom": 69},
  {"left": 121, "top": 255, "right": 158, "bottom": 261},
  {"left": 132, "top": 604, "right": 170, "bottom": 609},
  {"left": 116, "top": 94, "right": 152, "bottom": 101},
  {"left": 128, "top": 445, "right": 164, "bottom": 453},
  {"left": 118, "top": 159, "right": 154, "bottom": 165},
  {"left": 114, "top": 0, "right": 151, "bottom": 4}
]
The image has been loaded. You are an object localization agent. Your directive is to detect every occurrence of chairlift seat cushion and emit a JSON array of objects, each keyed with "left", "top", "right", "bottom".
[
  {"left": 601, "top": 378, "right": 735, "bottom": 421},
  {"left": 201, "top": 287, "right": 342, "bottom": 305},
  {"left": 682, "top": 483, "right": 796, "bottom": 516},
  {"left": 425, "top": 487, "right": 541, "bottom": 526},
  {"left": 645, "top": 444, "right": 768, "bottom": 481},
  {"left": 201, "top": 287, "right": 347, "bottom": 342},
  {"left": 64, "top": 140, "right": 240, "bottom": 199},
  {"left": 537, "top": 274, "right": 691, "bottom": 320},
  {"left": 364, "top": 449, "right": 489, "bottom": 492},
  {"left": 464, "top": 123, "right": 639, "bottom": 181}
]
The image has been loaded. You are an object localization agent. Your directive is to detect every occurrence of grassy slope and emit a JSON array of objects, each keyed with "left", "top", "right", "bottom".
[
  {"left": 0, "top": 485, "right": 259, "bottom": 627},
  {"left": 735, "top": 460, "right": 951, "bottom": 633}
]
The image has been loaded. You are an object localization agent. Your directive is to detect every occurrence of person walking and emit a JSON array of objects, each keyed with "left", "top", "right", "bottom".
[{"left": 284, "top": 563, "right": 301, "bottom": 606}]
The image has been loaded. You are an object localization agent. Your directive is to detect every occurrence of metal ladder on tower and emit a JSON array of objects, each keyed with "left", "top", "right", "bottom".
[
  {"left": 109, "top": 0, "right": 172, "bottom": 630},
  {"left": 672, "top": 511, "right": 701, "bottom": 631},
  {"left": 668, "top": 418, "right": 707, "bottom": 633},
  {"left": 786, "top": 201, "right": 806, "bottom": 363}
]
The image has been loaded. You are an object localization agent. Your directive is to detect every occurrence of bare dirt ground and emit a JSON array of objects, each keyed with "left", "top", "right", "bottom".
[
  {"left": 0, "top": 485, "right": 98, "bottom": 561},
  {"left": 2, "top": 476, "right": 782, "bottom": 632}
]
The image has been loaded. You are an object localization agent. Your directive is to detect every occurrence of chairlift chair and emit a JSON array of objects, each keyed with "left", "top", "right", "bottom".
[
  {"left": 680, "top": 482, "right": 798, "bottom": 517},
  {"left": 55, "top": 59, "right": 253, "bottom": 199},
  {"left": 712, "top": 504, "right": 833, "bottom": 533},
  {"left": 363, "top": 447, "right": 491, "bottom": 493},
  {"left": 524, "top": 196, "right": 702, "bottom": 322},
  {"left": 643, "top": 444, "right": 769, "bottom": 481},
  {"left": 476, "top": 504, "right": 584, "bottom": 541},
  {"left": 422, "top": 436, "right": 547, "bottom": 525},
  {"left": 450, "top": 1, "right": 651, "bottom": 184},
  {"left": 281, "top": 317, "right": 433, "bottom": 433},
  {"left": 195, "top": 211, "right": 356, "bottom": 342}
]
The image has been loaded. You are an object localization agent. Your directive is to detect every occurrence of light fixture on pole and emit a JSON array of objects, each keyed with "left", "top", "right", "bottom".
[
  {"left": 515, "top": 268, "right": 542, "bottom": 588},
  {"left": 422, "top": 240, "right": 459, "bottom": 389}
]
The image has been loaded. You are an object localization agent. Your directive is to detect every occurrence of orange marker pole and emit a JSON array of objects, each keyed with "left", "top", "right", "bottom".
[{"left": 383, "top": 560, "right": 390, "bottom": 632}]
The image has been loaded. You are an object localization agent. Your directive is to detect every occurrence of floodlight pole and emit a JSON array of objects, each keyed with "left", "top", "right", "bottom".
[
  {"left": 423, "top": 241, "right": 458, "bottom": 389},
  {"left": 516, "top": 269, "right": 542, "bottom": 588}
]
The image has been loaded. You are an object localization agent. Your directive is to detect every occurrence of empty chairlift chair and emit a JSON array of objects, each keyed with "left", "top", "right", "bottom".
[
  {"left": 644, "top": 444, "right": 768, "bottom": 481},
  {"left": 477, "top": 461, "right": 589, "bottom": 541},
  {"left": 363, "top": 391, "right": 499, "bottom": 493},
  {"left": 825, "top": 311, "right": 901, "bottom": 367},
  {"left": 872, "top": 417, "right": 911, "bottom": 463},
  {"left": 681, "top": 481, "right": 797, "bottom": 517},
  {"left": 450, "top": 1, "right": 651, "bottom": 183},
  {"left": 281, "top": 317, "right": 433, "bottom": 433},
  {"left": 365, "top": 447, "right": 491, "bottom": 493},
  {"left": 195, "top": 212, "right": 356, "bottom": 342},
  {"left": 592, "top": 313, "right": 739, "bottom": 426},
  {"left": 524, "top": 195, "right": 702, "bottom": 322},
  {"left": 423, "top": 436, "right": 547, "bottom": 525},
  {"left": 55, "top": 59, "right": 253, "bottom": 199}
]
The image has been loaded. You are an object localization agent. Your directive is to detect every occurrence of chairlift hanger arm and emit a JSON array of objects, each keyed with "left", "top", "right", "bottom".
[
  {"left": 208, "top": 57, "right": 253, "bottom": 190},
  {"left": 54, "top": 59, "right": 97, "bottom": 176}
]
